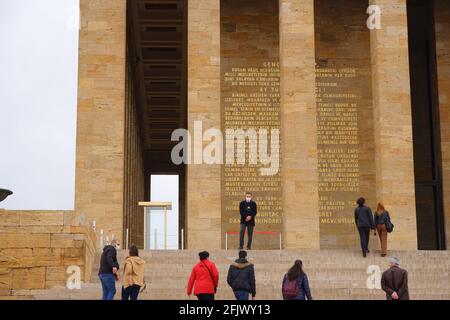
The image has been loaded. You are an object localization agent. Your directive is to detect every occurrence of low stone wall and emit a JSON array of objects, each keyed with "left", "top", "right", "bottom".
[{"left": 0, "top": 210, "right": 97, "bottom": 298}]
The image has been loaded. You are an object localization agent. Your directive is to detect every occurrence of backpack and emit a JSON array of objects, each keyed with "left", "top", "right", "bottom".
[{"left": 283, "top": 276, "right": 300, "bottom": 299}]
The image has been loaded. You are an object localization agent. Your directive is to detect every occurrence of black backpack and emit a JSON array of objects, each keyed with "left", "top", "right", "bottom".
[{"left": 386, "top": 214, "right": 394, "bottom": 233}]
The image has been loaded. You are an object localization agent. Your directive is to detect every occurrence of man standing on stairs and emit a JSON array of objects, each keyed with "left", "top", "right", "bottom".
[
  {"left": 239, "top": 192, "right": 257, "bottom": 250},
  {"left": 354, "top": 197, "right": 375, "bottom": 257},
  {"left": 227, "top": 250, "right": 256, "bottom": 300},
  {"left": 98, "top": 239, "right": 120, "bottom": 300},
  {"left": 381, "top": 257, "right": 410, "bottom": 300}
]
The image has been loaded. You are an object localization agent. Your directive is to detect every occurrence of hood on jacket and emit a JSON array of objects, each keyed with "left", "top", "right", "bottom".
[
  {"left": 103, "top": 245, "right": 115, "bottom": 252},
  {"left": 126, "top": 256, "right": 145, "bottom": 265},
  {"left": 232, "top": 258, "right": 253, "bottom": 269},
  {"left": 125, "top": 256, "right": 145, "bottom": 273}
]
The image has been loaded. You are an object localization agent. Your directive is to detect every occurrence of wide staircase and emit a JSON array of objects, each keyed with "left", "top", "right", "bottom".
[{"left": 18, "top": 250, "right": 450, "bottom": 300}]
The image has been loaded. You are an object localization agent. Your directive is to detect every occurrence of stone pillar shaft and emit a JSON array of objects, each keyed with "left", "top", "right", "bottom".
[
  {"left": 279, "top": 0, "right": 320, "bottom": 249},
  {"left": 187, "top": 0, "right": 222, "bottom": 249},
  {"left": 369, "top": 0, "right": 417, "bottom": 249},
  {"left": 76, "top": 0, "right": 127, "bottom": 243},
  {"left": 435, "top": 0, "right": 450, "bottom": 248}
]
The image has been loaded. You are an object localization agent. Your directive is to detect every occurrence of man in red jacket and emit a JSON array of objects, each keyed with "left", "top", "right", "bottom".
[{"left": 187, "top": 251, "right": 219, "bottom": 300}]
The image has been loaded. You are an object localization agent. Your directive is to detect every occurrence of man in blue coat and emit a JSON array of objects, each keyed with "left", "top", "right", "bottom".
[{"left": 354, "top": 197, "right": 375, "bottom": 257}]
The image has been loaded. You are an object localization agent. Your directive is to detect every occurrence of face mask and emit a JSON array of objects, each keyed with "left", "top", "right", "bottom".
[
  {"left": 246, "top": 197, "right": 251, "bottom": 202},
  {"left": 114, "top": 243, "right": 121, "bottom": 250}
]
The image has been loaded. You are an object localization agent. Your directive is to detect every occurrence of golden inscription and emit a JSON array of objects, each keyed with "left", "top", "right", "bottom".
[
  {"left": 316, "top": 67, "right": 361, "bottom": 230},
  {"left": 222, "top": 61, "right": 283, "bottom": 244}
]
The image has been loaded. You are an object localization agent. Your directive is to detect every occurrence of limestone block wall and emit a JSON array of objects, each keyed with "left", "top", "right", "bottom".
[
  {"left": 220, "top": 0, "right": 282, "bottom": 249},
  {"left": 435, "top": 0, "right": 450, "bottom": 248},
  {"left": 369, "top": 0, "right": 417, "bottom": 249},
  {"left": 0, "top": 210, "right": 97, "bottom": 298},
  {"left": 75, "top": 0, "right": 127, "bottom": 242},
  {"left": 187, "top": 0, "right": 222, "bottom": 249},
  {"left": 314, "top": 0, "right": 376, "bottom": 249},
  {"left": 279, "top": 0, "right": 320, "bottom": 249}
]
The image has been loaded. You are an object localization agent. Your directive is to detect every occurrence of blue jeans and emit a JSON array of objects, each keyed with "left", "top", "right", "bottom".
[
  {"left": 234, "top": 290, "right": 249, "bottom": 300},
  {"left": 99, "top": 274, "right": 116, "bottom": 300}
]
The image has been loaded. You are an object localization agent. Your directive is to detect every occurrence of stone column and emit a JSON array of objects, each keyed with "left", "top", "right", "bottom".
[
  {"left": 369, "top": 0, "right": 417, "bottom": 249},
  {"left": 435, "top": 0, "right": 450, "bottom": 248},
  {"left": 279, "top": 0, "right": 320, "bottom": 249},
  {"left": 76, "top": 0, "right": 127, "bottom": 243},
  {"left": 187, "top": 0, "right": 222, "bottom": 249}
]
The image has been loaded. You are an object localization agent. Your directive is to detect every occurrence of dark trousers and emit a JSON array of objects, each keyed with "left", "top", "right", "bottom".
[
  {"left": 239, "top": 223, "right": 254, "bottom": 249},
  {"left": 357, "top": 227, "right": 371, "bottom": 253},
  {"left": 121, "top": 285, "right": 141, "bottom": 300},
  {"left": 197, "top": 294, "right": 215, "bottom": 300}
]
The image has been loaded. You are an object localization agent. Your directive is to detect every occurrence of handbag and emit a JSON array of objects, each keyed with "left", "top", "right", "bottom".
[
  {"left": 385, "top": 213, "right": 394, "bottom": 233},
  {"left": 201, "top": 261, "right": 217, "bottom": 294}
]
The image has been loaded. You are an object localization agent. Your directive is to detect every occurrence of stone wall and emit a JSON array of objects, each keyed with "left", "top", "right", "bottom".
[
  {"left": 0, "top": 210, "right": 97, "bottom": 299},
  {"left": 279, "top": 0, "right": 320, "bottom": 249},
  {"left": 187, "top": 0, "right": 222, "bottom": 249},
  {"left": 314, "top": 0, "right": 376, "bottom": 248},
  {"left": 369, "top": 0, "right": 417, "bottom": 249},
  {"left": 75, "top": 0, "right": 127, "bottom": 242},
  {"left": 435, "top": 0, "right": 450, "bottom": 248},
  {"left": 220, "top": 0, "right": 282, "bottom": 249}
]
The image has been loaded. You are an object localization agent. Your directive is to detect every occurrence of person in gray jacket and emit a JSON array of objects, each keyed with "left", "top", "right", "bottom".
[{"left": 354, "top": 197, "right": 375, "bottom": 257}]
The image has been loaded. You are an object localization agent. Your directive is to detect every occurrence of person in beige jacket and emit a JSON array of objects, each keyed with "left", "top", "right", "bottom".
[{"left": 121, "top": 245, "right": 145, "bottom": 300}]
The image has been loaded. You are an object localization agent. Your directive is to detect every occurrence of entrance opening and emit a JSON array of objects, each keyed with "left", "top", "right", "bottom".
[
  {"left": 125, "top": 0, "right": 187, "bottom": 249},
  {"left": 146, "top": 175, "right": 180, "bottom": 250},
  {"left": 407, "top": 0, "right": 446, "bottom": 250}
]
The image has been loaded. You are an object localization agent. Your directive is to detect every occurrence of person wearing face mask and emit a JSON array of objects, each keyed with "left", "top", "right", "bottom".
[
  {"left": 98, "top": 239, "right": 120, "bottom": 300},
  {"left": 239, "top": 192, "right": 257, "bottom": 250}
]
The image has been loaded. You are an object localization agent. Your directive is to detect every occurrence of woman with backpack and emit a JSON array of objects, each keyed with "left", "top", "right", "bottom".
[
  {"left": 374, "top": 203, "right": 393, "bottom": 257},
  {"left": 187, "top": 251, "right": 219, "bottom": 300},
  {"left": 282, "top": 260, "right": 312, "bottom": 300}
]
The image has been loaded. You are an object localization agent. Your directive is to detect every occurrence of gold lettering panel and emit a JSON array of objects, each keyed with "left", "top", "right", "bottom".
[
  {"left": 221, "top": 0, "right": 282, "bottom": 249},
  {"left": 315, "top": 0, "right": 376, "bottom": 248}
]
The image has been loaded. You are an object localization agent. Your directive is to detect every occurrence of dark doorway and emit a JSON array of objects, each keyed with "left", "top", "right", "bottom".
[
  {"left": 126, "top": 0, "right": 187, "bottom": 249},
  {"left": 407, "top": 0, "right": 446, "bottom": 250}
]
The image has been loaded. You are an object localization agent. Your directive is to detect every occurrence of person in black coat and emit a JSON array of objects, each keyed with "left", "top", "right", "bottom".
[
  {"left": 354, "top": 197, "right": 375, "bottom": 257},
  {"left": 227, "top": 251, "right": 256, "bottom": 300},
  {"left": 98, "top": 239, "right": 120, "bottom": 300},
  {"left": 239, "top": 192, "right": 257, "bottom": 250}
]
